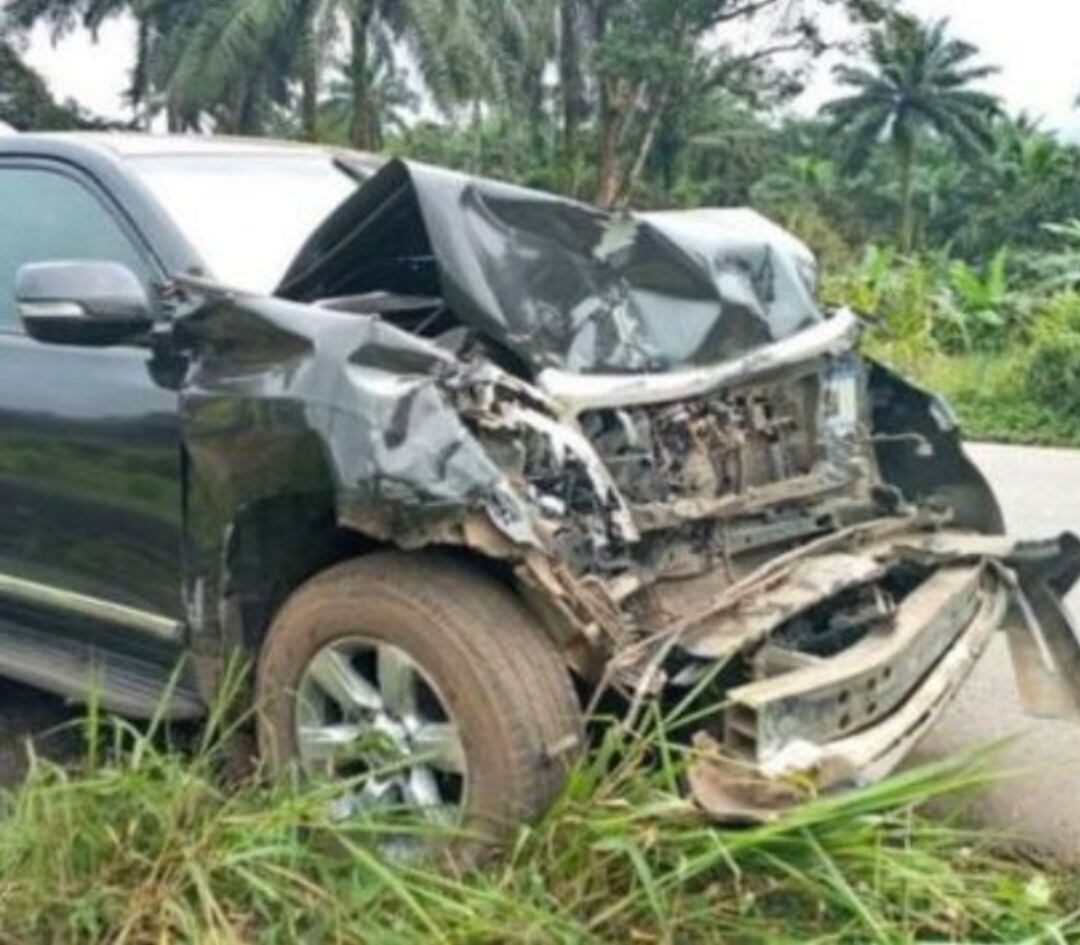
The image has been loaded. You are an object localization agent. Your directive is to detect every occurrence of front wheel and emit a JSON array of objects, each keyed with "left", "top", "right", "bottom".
[{"left": 256, "top": 552, "right": 584, "bottom": 839}]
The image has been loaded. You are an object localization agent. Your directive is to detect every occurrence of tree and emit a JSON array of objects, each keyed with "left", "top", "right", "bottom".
[
  {"left": 3, "top": 0, "right": 169, "bottom": 125},
  {"left": 5, "top": 0, "right": 328, "bottom": 132},
  {"left": 556, "top": 0, "right": 592, "bottom": 190},
  {"left": 149, "top": 0, "right": 311, "bottom": 134},
  {"left": 0, "top": 23, "right": 109, "bottom": 129},
  {"left": 157, "top": 0, "right": 502, "bottom": 146},
  {"left": 824, "top": 15, "right": 1001, "bottom": 251},
  {"left": 479, "top": 0, "right": 557, "bottom": 152},
  {"left": 570, "top": 0, "right": 888, "bottom": 209},
  {"left": 318, "top": 38, "right": 417, "bottom": 147},
  {"left": 5, "top": 0, "right": 506, "bottom": 142}
]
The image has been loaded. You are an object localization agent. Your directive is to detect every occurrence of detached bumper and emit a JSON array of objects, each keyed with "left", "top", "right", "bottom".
[{"left": 674, "top": 526, "right": 1080, "bottom": 822}]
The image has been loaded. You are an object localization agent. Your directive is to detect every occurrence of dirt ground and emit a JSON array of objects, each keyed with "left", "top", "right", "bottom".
[{"left": 0, "top": 677, "right": 80, "bottom": 784}]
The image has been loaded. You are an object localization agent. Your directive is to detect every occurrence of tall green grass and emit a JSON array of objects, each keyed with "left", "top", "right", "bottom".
[
  {"left": 0, "top": 693, "right": 1074, "bottom": 944},
  {"left": 870, "top": 345, "right": 1080, "bottom": 447},
  {"left": 823, "top": 248, "right": 1080, "bottom": 448}
]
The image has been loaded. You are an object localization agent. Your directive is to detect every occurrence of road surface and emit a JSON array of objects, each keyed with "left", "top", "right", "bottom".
[{"left": 913, "top": 443, "right": 1080, "bottom": 861}]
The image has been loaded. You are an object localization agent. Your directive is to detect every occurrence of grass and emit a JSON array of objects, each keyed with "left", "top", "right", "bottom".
[
  {"left": 823, "top": 253, "right": 1080, "bottom": 449},
  {"left": 0, "top": 695, "right": 1076, "bottom": 944},
  {"left": 869, "top": 343, "right": 1080, "bottom": 448}
]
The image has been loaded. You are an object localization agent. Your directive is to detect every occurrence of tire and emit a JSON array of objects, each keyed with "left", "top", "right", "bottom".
[{"left": 256, "top": 551, "right": 584, "bottom": 839}]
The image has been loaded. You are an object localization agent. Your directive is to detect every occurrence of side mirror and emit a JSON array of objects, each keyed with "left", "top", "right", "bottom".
[{"left": 15, "top": 260, "right": 154, "bottom": 346}]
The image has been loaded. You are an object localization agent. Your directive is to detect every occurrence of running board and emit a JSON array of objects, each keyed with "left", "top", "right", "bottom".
[{"left": 0, "top": 620, "right": 204, "bottom": 719}]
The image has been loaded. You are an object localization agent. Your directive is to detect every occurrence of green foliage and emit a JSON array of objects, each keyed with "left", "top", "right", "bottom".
[
  {"left": 0, "top": 36, "right": 101, "bottom": 129},
  {"left": 1030, "top": 289, "right": 1080, "bottom": 337},
  {"left": 937, "top": 249, "right": 1023, "bottom": 353},
  {"left": 0, "top": 691, "right": 1074, "bottom": 942},
  {"left": 872, "top": 346, "right": 1080, "bottom": 446},
  {"left": 824, "top": 247, "right": 945, "bottom": 356},
  {"left": 824, "top": 15, "right": 1002, "bottom": 250},
  {"left": 1019, "top": 219, "right": 1080, "bottom": 292},
  {"left": 826, "top": 244, "right": 1045, "bottom": 354},
  {"left": 1027, "top": 332, "right": 1080, "bottom": 419},
  {"left": 825, "top": 245, "right": 1080, "bottom": 446}
]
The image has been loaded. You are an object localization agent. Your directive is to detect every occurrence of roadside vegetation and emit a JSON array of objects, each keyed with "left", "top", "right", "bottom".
[
  {"left": 823, "top": 246, "right": 1080, "bottom": 446},
  {"left": 3, "top": 0, "right": 1080, "bottom": 938},
  {"left": 0, "top": 694, "right": 1075, "bottom": 944}
]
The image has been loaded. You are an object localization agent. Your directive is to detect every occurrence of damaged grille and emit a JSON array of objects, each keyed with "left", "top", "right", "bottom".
[
  {"left": 461, "top": 352, "right": 874, "bottom": 587},
  {"left": 579, "top": 373, "right": 820, "bottom": 508}
]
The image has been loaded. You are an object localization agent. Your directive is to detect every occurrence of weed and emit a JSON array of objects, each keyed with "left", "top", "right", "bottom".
[{"left": 0, "top": 696, "right": 1073, "bottom": 943}]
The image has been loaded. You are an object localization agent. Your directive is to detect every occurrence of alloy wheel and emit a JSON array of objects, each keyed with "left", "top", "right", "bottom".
[{"left": 295, "top": 637, "right": 468, "bottom": 821}]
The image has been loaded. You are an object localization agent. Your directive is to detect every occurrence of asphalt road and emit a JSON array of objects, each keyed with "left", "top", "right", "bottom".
[{"left": 913, "top": 442, "right": 1080, "bottom": 862}]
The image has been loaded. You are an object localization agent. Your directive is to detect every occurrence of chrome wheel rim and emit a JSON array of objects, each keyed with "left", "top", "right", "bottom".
[{"left": 295, "top": 637, "right": 467, "bottom": 822}]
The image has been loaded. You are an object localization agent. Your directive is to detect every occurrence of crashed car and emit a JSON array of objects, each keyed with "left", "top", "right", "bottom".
[{"left": 0, "top": 133, "right": 1077, "bottom": 832}]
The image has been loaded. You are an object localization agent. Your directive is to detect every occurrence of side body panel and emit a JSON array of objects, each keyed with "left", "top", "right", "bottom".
[
  {"left": 0, "top": 335, "right": 183, "bottom": 617},
  {"left": 0, "top": 150, "right": 192, "bottom": 654}
]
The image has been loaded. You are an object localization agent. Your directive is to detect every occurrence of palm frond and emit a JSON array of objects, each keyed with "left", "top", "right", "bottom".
[{"left": 822, "top": 13, "right": 1001, "bottom": 170}]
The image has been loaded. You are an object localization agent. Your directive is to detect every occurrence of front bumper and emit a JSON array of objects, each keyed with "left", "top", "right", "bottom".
[{"left": 650, "top": 522, "right": 1080, "bottom": 822}]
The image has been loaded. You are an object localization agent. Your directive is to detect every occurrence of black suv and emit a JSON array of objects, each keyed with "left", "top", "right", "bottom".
[{"left": 0, "top": 131, "right": 1077, "bottom": 833}]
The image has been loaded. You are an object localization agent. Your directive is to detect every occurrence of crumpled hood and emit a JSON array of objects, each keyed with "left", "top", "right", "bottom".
[{"left": 277, "top": 159, "right": 823, "bottom": 375}]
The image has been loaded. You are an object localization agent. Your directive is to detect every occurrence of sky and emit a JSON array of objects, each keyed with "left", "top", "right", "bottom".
[{"left": 20, "top": 0, "right": 1080, "bottom": 138}]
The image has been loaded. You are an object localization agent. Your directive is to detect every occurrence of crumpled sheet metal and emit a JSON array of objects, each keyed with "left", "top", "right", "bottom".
[
  {"left": 176, "top": 290, "right": 540, "bottom": 585},
  {"left": 684, "top": 530, "right": 1080, "bottom": 824},
  {"left": 278, "top": 159, "right": 823, "bottom": 375},
  {"left": 679, "top": 551, "right": 888, "bottom": 662}
]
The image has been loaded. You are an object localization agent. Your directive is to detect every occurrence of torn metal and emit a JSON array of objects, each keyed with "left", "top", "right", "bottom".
[
  {"left": 171, "top": 158, "right": 1080, "bottom": 817},
  {"left": 687, "top": 529, "right": 1080, "bottom": 822}
]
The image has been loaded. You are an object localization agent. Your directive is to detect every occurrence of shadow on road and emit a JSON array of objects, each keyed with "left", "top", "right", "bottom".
[{"left": 0, "top": 679, "right": 81, "bottom": 786}]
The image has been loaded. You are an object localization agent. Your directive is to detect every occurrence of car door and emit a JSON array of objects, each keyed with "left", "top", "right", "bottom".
[{"left": 0, "top": 159, "right": 184, "bottom": 632}]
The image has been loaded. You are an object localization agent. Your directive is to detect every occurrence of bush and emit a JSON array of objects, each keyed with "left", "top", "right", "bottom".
[
  {"left": 862, "top": 337, "right": 1080, "bottom": 445},
  {"left": 1030, "top": 291, "right": 1080, "bottom": 340},
  {"left": 824, "top": 248, "right": 1045, "bottom": 357},
  {"left": 1027, "top": 331, "right": 1080, "bottom": 416},
  {"left": 822, "top": 247, "right": 939, "bottom": 358}
]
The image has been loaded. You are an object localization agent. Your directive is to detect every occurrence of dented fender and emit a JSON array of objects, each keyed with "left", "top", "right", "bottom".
[{"left": 174, "top": 287, "right": 559, "bottom": 557}]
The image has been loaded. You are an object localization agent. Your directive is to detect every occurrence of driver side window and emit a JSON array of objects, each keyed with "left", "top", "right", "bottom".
[{"left": 0, "top": 166, "right": 151, "bottom": 334}]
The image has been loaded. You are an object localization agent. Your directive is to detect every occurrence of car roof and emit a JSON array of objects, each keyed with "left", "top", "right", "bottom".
[{"left": 0, "top": 130, "right": 384, "bottom": 169}]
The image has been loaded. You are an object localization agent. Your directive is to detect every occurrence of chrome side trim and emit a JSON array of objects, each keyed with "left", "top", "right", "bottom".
[
  {"left": 0, "top": 573, "right": 184, "bottom": 643},
  {"left": 536, "top": 307, "right": 861, "bottom": 415},
  {"left": 17, "top": 301, "right": 87, "bottom": 319}
]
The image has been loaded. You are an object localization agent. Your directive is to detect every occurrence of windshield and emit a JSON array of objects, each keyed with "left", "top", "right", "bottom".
[{"left": 128, "top": 153, "right": 359, "bottom": 293}]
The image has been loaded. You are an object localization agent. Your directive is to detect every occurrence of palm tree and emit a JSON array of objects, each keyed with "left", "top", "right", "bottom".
[
  {"left": 7, "top": 0, "right": 508, "bottom": 142},
  {"left": 3, "top": 0, "right": 178, "bottom": 126},
  {"left": 161, "top": 0, "right": 502, "bottom": 146},
  {"left": 479, "top": 0, "right": 557, "bottom": 148},
  {"left": 824, "top": 16, "right": 1001, "bottom": 251},
  {"left": 319, "top": 40, "right": 417, "bottom": 147},
  {"left": 557, "top": 0, "right": 591, "bottom": 172},
  {"left": 148, "top": 0, "right": 310, "bottom": 134}
]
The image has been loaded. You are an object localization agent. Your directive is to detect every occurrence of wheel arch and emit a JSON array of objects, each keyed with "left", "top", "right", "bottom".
[
  {"left": 223, "top": 492, "right": 384, "bottom": 652},
  {"left": 223, "top": 495, "right": 536, "bottom": 656}
]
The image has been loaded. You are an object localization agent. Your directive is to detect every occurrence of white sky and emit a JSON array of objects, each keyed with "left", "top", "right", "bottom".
[{"left": 20, "top": 0, "right": 1080, "bottom": 138}]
